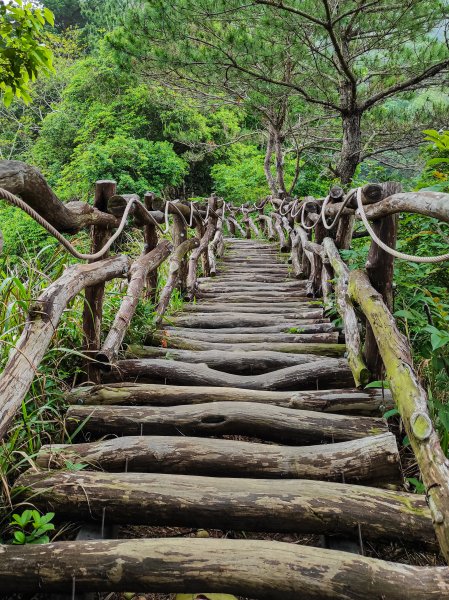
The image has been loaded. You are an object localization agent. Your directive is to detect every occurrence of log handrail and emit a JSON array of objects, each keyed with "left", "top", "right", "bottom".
[{"left": 277, "top": 184, "right": 449, "bottom": 563}]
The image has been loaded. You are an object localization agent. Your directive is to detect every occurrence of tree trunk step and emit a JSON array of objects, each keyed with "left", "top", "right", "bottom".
[
  {"left": 66, "top": 401, "right": 387, "bottom": 444},
  {"left": 105, "top": 357, "right": 354, "bottom": 390},
  {"left": 67, "top": 383, "right": 393, "bottom": 415},
  {"left": 15, "top": 471, "right": 435, "bottom": 548},
  {"left": 36, "top": 432, "right": 401, "bottom": 485}
]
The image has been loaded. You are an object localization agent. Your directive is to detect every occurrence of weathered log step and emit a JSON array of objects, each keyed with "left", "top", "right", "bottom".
[
  {"left": 66, "top": 401, "right": 387, "bottom": 444},
  {"left": 2, "top": 537, "right": 447, "bottom": 598},
  {"left": 106, "top": 357, "right": 354, "bottom": 390},
  {"left": 198, "top": 294, "right": 310, "bottom": 302},
  {"left": 15, "top": 471, "right": 435, "bottom": 547},
  {"left": 67, "top": 383, "right": 391, "bottom": 415},
  {"left": 199, "top": 282, "right": 306, "bottom": 290},
  {"left": 169, "top": 310, "right": 325, "bottom": 328},
  {"left": 142, "top": 337, "right": 347, "bottom": 356},
  {"left": 162, "top": 324, "right": 334, "bottom": 337},
  {"left": 1, "top": 536, "right": 448, "bottom": 599},
  {"left": 37, "top": 433, "right": 401, "bottom": 484},
  {"left": 150, "top": 330, "right": 341, "bottom": 346},
  {"left": 125, "top": 346, "right": 328, "bottom": 374},
  {"left": 182, "top": 301, "right": 316, "bottom": 312}
]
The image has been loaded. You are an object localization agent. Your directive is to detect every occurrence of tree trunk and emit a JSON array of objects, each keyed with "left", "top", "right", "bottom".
[
  {"left": 336, "top": 112, "right": 362, "bottom": 185},
  {"left": 263, "top": 129, "right": 277, "bottom": 196}
]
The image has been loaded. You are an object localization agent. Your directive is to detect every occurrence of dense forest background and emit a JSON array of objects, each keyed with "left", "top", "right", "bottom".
[{"left": 1, "top": 0, "right": 449, "bottom": 502}]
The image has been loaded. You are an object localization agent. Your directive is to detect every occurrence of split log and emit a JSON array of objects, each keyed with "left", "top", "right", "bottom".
[
  {"left": 96, "top": 242, "right": 172, "bottom": 365},
  {"left": 323, "top": 238, "right": 370, "bottom": 387},
  {"left": 66, "top": 401, "right": 387, "bottom": 443},
  {"left": 0, "top": 160, "right": 119, "bottom": 233},
  {"left": 123, "top": 345, "right": 326, "bottom": 373},
  {"left": 16, "top": 472, "right": 434, "bottom": 547},
  {"left": 186, "top": 196, "right": 218, "bottom": 297},
  {"left": 107, "top": 357, "right": 354, "bottom": 390},
  {"left": 66, "top": 383, "right": 392, "bottom": 415},
  {"left": 0, "top": 256, "right": 131, "bottom": 440},
  {"left": 154, "top": 238, "right": 199, "bottom": 327},
  {"left": 37, "top": 432, "right": 401, "bottom": 484},
  {"left": 349, "top": 269, "right": 449, "bottom": 562},
  {"left": 169, "top": 309, "right": 324, "bottom": 327},
  {"left": 82, "top": 180, "right": 116, "bottom": 382},
  {"left": 149, "top": 330, "right": 340, "bottom": 346}
]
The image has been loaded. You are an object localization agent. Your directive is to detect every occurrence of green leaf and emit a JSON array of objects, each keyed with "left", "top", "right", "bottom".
[
  {"left": 383, "top": 408, "right": 399, "bottom": 420},
  {"left": 364, "top": 380, "right": 390, "bottom": 389},
  {"left": 13, "top": 531, "right": 26, "bottom": 544},
  {"left": 43, "top": 7, "right": 55, "bottom": 26},
  {"left": 407, "top": 477, "right": 426, "bottom": 494}
]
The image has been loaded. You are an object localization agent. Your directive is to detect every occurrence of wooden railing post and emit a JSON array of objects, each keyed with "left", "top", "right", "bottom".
[
  {"left": 364, "top": 182, "right": 402, "bottom": 379},
  {"left": 171, "top": 203, "right": 188, "bottom": 293},
  {"left": 143, "top": 192, "right": 159, "bottom": 300},
  {"left": 82, "top": 179, "right": 116, "bottom": 383}
]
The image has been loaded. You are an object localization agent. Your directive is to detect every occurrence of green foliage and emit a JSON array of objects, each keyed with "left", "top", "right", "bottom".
[
  {"left": 416, "top": 129, "right": 449, "bottom": 192},
  {"left": 0, "top": 1, "right": 55, "bottom": 106},
  {"left": 58, "top": 136, "right": 188, "bottom": 199},
  {"left": 8, "top": 510, "right": 55, "bottom": 545},
  {"left": 211, "top": 144, "right": 269, "bottom": 204}
]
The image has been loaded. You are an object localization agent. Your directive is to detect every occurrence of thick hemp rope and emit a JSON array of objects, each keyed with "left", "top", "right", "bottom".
[
  {"left": 0, "top": 187, "right": 165, "bottom": 260},
  {"left": 355, "top": 187, "right": 449, "bottom": 264}
]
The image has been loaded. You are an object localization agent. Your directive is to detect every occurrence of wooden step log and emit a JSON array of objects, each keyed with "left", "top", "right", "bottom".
[
  {"left": 150, "top": 330, "right": 341, "bottom": 346},
  {"left": 66, "top": 401, "right": 387, "bottom": 444},
  {"left": 36, "top": 432, "right": 401, "bottom": 485},
  {"left": 140, "top": 337, "right": 347, "bottom": 356},
  {"left": 0, "top": 538, "right": 449, "bottom": 600},
  {"left": 169, "top": 310, "right": 324, "bottom": 328},
  {"left": 161, "top": 323, "right": 334, "bottom": 336},
  {"left": 15, "top": 471, "right": 435, "bottom": 548},
  {"left": 67, "top": 384, "right": 391, "bottom": 415},
  {"left": 200, "top": 274, "right": 290, "bottom": 282},
  {"left": 106, "top": 357, "right": 354, "bottom": 390},
  {"left": 125, "top": 346, "right": 327, "bottom": 374},
  {"left": 182, "top": 301, "right": 315, "bottom": 312},
  {"left": 198, "top": 294, "right": 310, "bottom": 303},
  {"left": 199, "top": 282, "right": 306, "bottom": 290},
  {"left": 1, "top": 537, "right": 447, "bottom": 598}
]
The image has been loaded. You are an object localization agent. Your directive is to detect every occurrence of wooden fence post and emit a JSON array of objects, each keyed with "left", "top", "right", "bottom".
[
  {"left": 364, "top": 182, "right": 402, "bottom": 379},
  {"left": 171, "top": 205, "right": 188, "bottom": 292},
  {"left": 82, "top": 180, "right": 116, "bottom": 383},
  {"left": 143, "top": 192, "right": 159, "bottom": 300}
]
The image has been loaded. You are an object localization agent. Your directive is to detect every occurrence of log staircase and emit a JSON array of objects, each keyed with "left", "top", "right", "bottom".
[{"left": 5, "top": 238, "right": 448, "bottom": 598}]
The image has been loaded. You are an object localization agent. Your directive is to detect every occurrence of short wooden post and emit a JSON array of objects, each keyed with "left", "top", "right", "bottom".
[
  {"left": 364, "top": 182, "right": 402, "bottom": 379},
  {"left": 82, "top": 180, "right": 116, "bottom": 383},
  {"left": 143, "top": 192, "right": 158, "bottom": 300}
]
